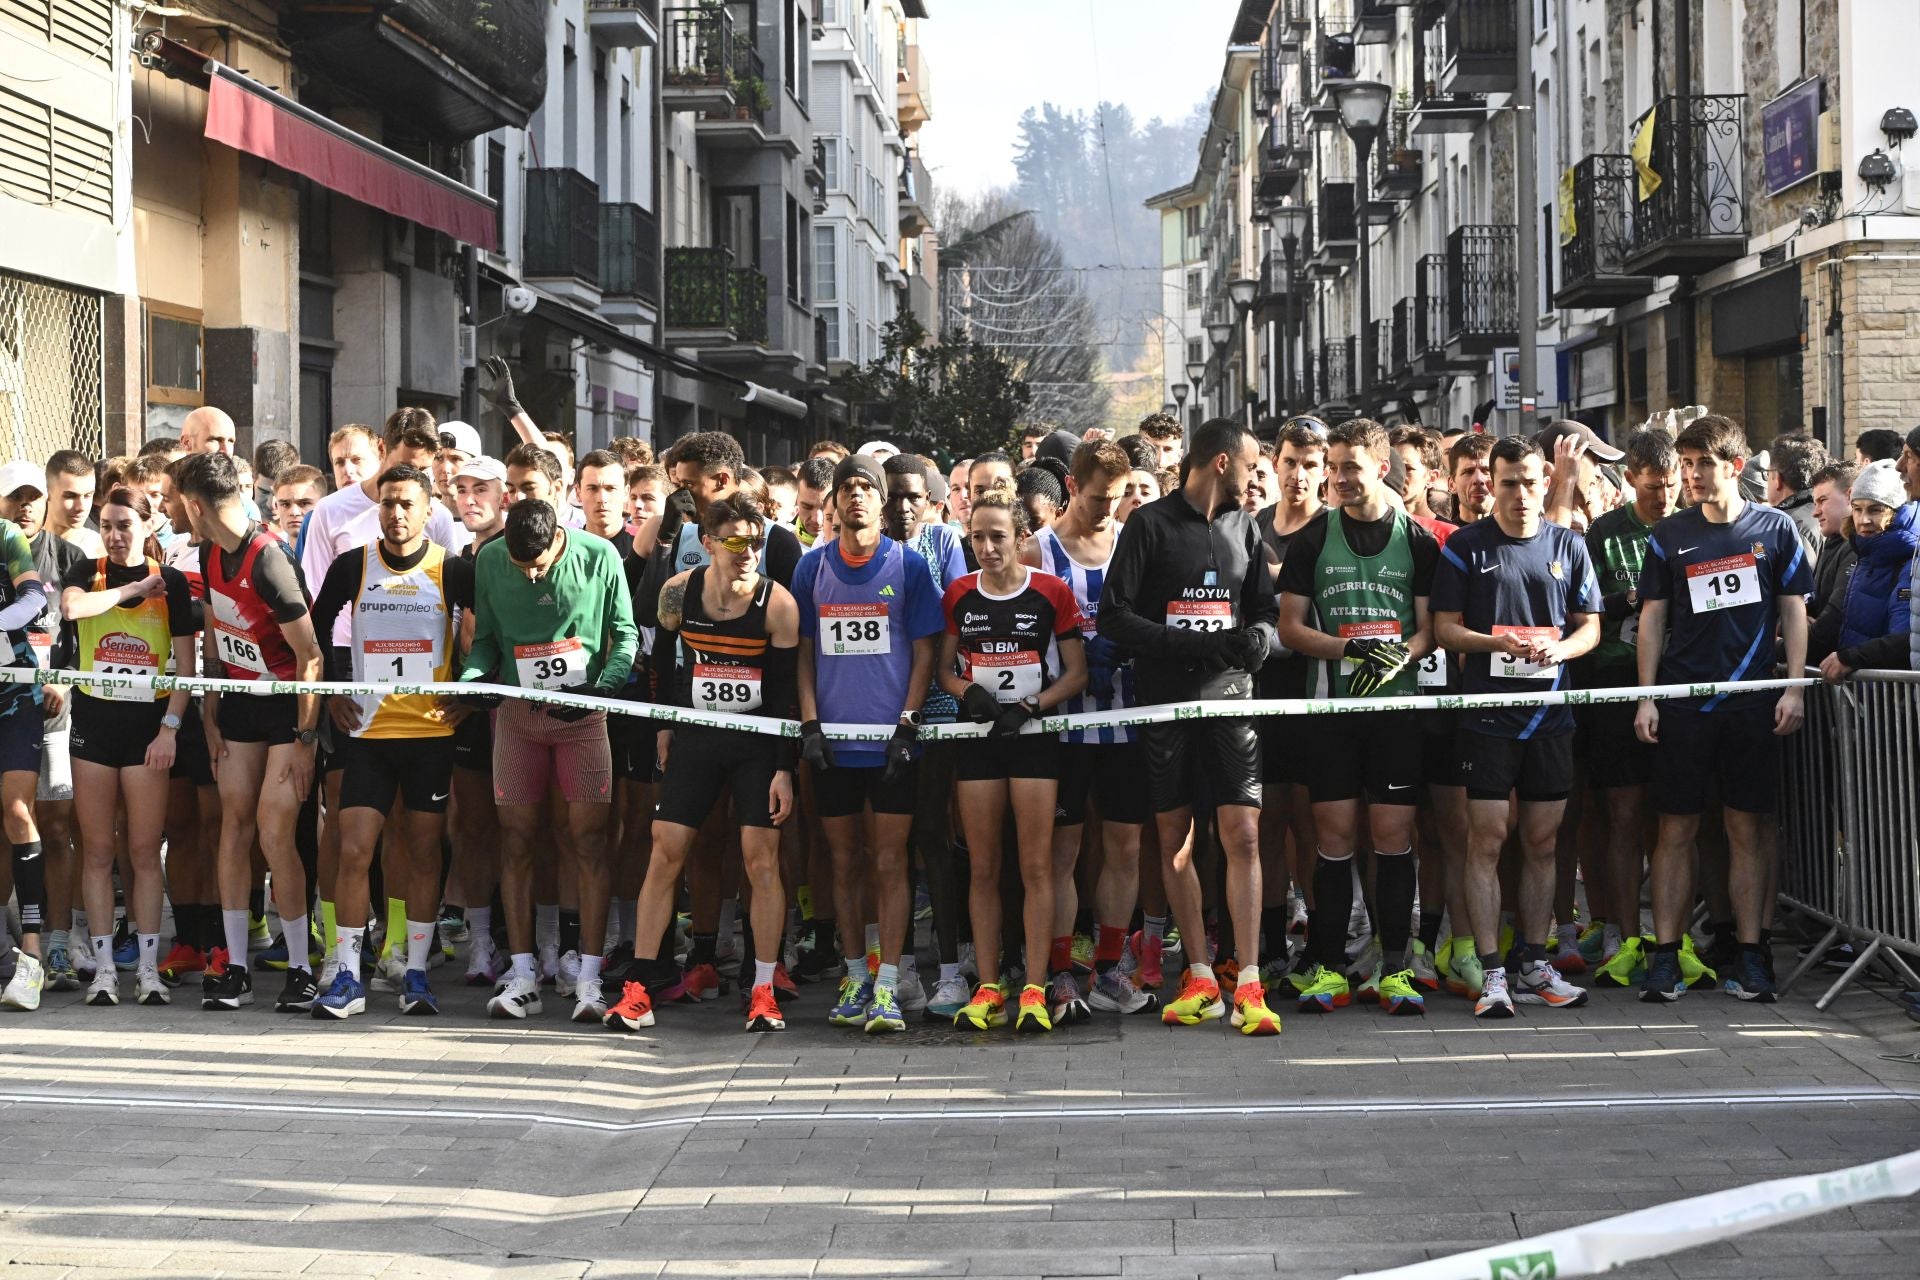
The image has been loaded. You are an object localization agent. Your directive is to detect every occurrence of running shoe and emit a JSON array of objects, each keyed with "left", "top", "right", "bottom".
[
  {"left": 1354, "top": 960, "right": 1384, "bottom": 1003},
  {"left": 828, "top": 976, "right": 873, "bottom": 1027},
  {"left": 1595, "top": 935, "right": 1647, "bottom": 987},
  {"left": 1216, "top": 957, "right": 1241, "bottom": 996},
  {"left": 70, "top": 939, "right": 96, "bottom": 980},
  {"left": 369, "top": 951, "right": 406, "bottom": 994},
  {"left": 957, "top": 942, "right": 979, "bottom": 984},
  {"left": 1576, "top": 920, "right": 1610, "bottom": 966},
  {"left": 772, "top": 962, "right": 801, "bottom": 1001},
  {"left": 954, "top": 981, "right": 1008, "bottom": 1030},
  {"left": 85, "top": 965, "right": 119, "bottom": 1006},
  {"left": 1286, "top": 887, "right": 1308, "bottom": 934},
  {"left": 399, "top": 969, "right": 439, "bottom": 1016},
  {"left": 316, "top": 953, "right": 341, "bottom": 993},
  {"left": 745, "top": 983, "right": 785, "bottom": 1032},
  {"left": 1089, "top": 968, "right": 1155, "bottom": 1015},
  {"left": 1161, "top": 970, "right": 1225, "bottom": 1025},
  {"left": 555, "top": 949, "right": 581, "bottom": 999},
  {"left": 1293, "top": 963, "right": 1350, "bottom": 1012},
  {"left": 465, "top": 935, "right": 503, "bottom": 987},
  {"left": 1014, "top": 983, "right": 1053, "bottom": 1033},
  {"left": 0, "top": 950, "right": 42, "bottom": 1010},
  {"left": 1377, "top": 968, "right": 1425, "bottom": 1015},
  {"left": 45, "top": 942, "right": 78, "bottom": 992},
  {"left": 135, "top": 969, "right": 169, "bottom": 1006},
  {"left": 793, "top": 943, "right": 846, "bottom": 984},
  {"left": 679, "top": 962, "right": 721, "bottom": 1003},
  {"left": 913, "top": 883, "right": 933, "bottom": 923},
  {"left": 1048, "top": 971, "right": 1090, "bottom": 1025},
  {"left": 1231, "top": 979, "right": 1282, "bottom": 1036},
  {"left": 201, "top": 962, "right": 252, "bottom": 1011},
  {"left": 256, "top": 934, "right": 291, "bottom": 971},
  {"left": 895, "top": 961, "right": 928, "bottom": 1016},
  {"left": 487, "top": 972, "right": 544, "bottom": 1019},
  {"left": 864, "top": 985, "right": 907, "bottom": 1034},
  {"left": 926, "top": 973, "right": 971, "bottom": 1021},
  {"left": 1344, "top": 934, "right": 1382, "bottom": 984},
  {"left": 437, "top": 906, "right": 470, "bottom": 946},
  {"left": 247, "top": 914, "right": 272, "bottom": 951},
  {"left": 1639, "top": 947, "right": 1687, "bottom": 1002},
  {"left": 275, "top": 968, "right": 319, "bottom": 1013},
  {"left": 571, "top": 978, "right": 608, "bottom": 1024},
  {"left": 604, "top": 981, "right": 654, "bottom": 1031},
  {"left": 1435, "top": 934, "right": 1458, "bottom": 982},
  {"left": 1598, "top": 922, "right": 1625, "bottom": 967},
  {"left": 1474, "top": 966, "right": 1515, "bottom": 1019},
  {"left": 1070, "top": 932, "right": 1095, "bottom": 976},
  {"left": 1701, "top": 928, "right": 1740, "bottom": 976},
  {"left": 312, "top": 968, "right": 367, "bottom": 1020},
  {"left": 1677, "top": 934, "right": 1717, "bottom": 988},
  {"left": 1128, "top": 931, "right": 1165, "bottom": 991},
  {"left": 537, "top": 940, "right": 561, "bottom": 987},
  {"left": 1514, "top": 959, "right": 1588, "bottom": 1008},
  {"left": 1446, "top": 948, "right": 1486, "bottom": 1000},
  {"left": 1725, "top": 950, "right": 1778, "bottom": 1004},
  {"left": 1550, "top": 923, "right": 1587, "bottom": 975},
  {"left": 158, "top": 943, "right": 205, "bottom": 988},
  {"left": 1408, "top": 940, "right": 1440, "bottom": 992}
]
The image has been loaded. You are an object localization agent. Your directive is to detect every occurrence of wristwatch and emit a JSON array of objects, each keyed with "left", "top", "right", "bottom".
[
  {"left": 1020, "top": 696, "right": 1041, "bottom": 716},
  {"left": 295, "top": 727, "right": 320, "bottom": 747},
  {"left": 897, "top": 709, "right": 923, "bottom": 728},
  {"left": 160, "top": 712, "right": 182, "bottom": 731}
]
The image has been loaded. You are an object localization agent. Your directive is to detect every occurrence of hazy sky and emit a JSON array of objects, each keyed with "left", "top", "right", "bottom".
[{"left": 915, "top": 0, "right": 1244, "bottom": 199}]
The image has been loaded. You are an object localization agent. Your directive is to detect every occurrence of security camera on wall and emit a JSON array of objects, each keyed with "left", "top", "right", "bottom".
[{"left": 503, "top": 286, "right": 537, "bottom": 315}]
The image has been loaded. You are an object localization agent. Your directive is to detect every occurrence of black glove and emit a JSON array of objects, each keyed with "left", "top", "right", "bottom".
[
  {"left": 455, "top": 689, "right": 504, "bottom": 710},
  {"left": 657, "top": 487, "right": 699, "bottom": 549},
  {"left": 990, "top": 700, "right": 1033, "bottom": 738},
  {"left": 1220, "top": 626, "right": 1271, "bottom": 675},
  {"left": 481, "top": 356, "right": 523, "bottom": 419},
  {"left": 881, "top": 721, "right": 917, "bottom": 785},
  {"left": 1344, "top": 637, "right": 1413, "bottom": 699},
  {"left": 545, "top": 701, "right": 596, "bottom": 722},
  {"left": 961, "top": 682, "right": 1000, "bottom": 724},
  {"left": 799, "top": 719, "right": 834, "bottom": 770}
]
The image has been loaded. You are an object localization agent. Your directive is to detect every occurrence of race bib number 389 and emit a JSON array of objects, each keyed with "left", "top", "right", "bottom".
[
  {"left": 1686, "top": 554, "right": 1759, "bottom": 613},
  {"left": 692, "top": 662, "right": 761, "bottom": 712}
]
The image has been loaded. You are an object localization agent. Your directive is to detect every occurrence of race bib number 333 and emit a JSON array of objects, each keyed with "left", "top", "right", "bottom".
[{"left": 1166, "top": 600, "right": 1232, "bottom": 632}]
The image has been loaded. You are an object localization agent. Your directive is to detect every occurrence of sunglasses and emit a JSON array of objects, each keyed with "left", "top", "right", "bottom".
[
  {"left": 716, "top": 534, "right": 766, "bottom": 554},
  {"left": 1283, "top": 416, "right": 1330, "bottom": 438}
]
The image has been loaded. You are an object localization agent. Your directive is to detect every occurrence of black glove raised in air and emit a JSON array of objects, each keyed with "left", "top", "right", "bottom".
[{"left": 480, "top": 356, "right": 524, "bottom": 419}]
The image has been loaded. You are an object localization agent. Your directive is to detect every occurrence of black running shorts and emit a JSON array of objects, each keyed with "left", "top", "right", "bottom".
[
  {"left": 1140, "top": 716, "right": 1261, "bottom": 813},
  {"left": 654, "top": 725, "right": 785, "bottom": 829}
]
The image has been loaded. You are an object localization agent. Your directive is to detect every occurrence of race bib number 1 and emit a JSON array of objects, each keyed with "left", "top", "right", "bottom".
[
  {"left": 692, "top": 662, "right": 762, "bottom": 712},
  {"left": 1686, "top": 554, "right": 1759, "bottom": 613},
  {"left": 364, "top": 638, "right": 436, "bottom": 683},
  {"left": 820, "top": 603, "right": 890, "bottom": 656},
  {"left": 971, "top": 650, "right": 1043, "bottom": 704},
  {"left": 1167, "top": 600, "right": 1232, "bottom": 632},
  {"left": 515, "top": 638, "right": 586, "bottom": 690},
  {"left": 1492, "top": 625, "right": 1562, "bottom": 680}
]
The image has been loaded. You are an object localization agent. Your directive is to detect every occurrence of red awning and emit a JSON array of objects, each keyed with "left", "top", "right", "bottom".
[{"left": 204, "top": 65, "right": 498, "bottom": 251}]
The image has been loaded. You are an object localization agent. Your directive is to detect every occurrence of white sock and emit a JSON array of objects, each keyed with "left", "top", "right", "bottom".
[
  {"left": 468, "top": 905, "right": 491, "bottom": 938},
  {"left": 578, "top": 952, "right": 603, "bottom": 990},
  {"left": 405, "top": 920, "right": 433, "bottom": 974},
  {"left": 48, "top": 927, "right": 67, "bottom": 953},
  {"left": 71, "top": 908, "right": 85, "bottom": 933},
  {"left": 939, "top": 961, "right": 960, "bottom": 984},
  {"left": 510, "top": 951, "right": 536, "bottom": 981},
  {"left": 90, "top": 934, "right": 113, "bottom": 974},
  {"left": 535, "top": 905, "right": 559, "bottom": 950},
  {"left": 337, "top": 927, "right": 365, "bottom": 981},
  {"left": 899, "top": 953, "right": 918, "bottom": 976},
  {"left": 222, "top": 910, "right": 251, "bottom": 964},
  {"left": 137, "top": 933, "right": 159, "bottom": 973},
  {"left": 1188, "top": 962, "right": 1215, "bottom": 982},
  {"left": 754, "top": 959, "right": 776, "bottom": 988},
  {"left": 279, "top": 914, "right": 310, "bottom": 972},
  {"left": 875, "top": 962, "right": 898, "bottom": 994}
]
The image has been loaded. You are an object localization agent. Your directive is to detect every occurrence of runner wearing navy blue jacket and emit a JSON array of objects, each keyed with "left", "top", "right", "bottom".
[
  {"left": 1633, "top": 415, "right": 1811, "bottom": 1005},
  {"left": 1432, "top": 437, "right": 1600, "bottom": 1020}
]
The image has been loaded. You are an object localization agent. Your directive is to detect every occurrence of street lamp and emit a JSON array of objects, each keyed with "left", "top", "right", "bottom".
[
  {"left": 1271, "top": 202, "right": 1310, "bottom": 415},
  {"left": 1185, "top": 359, "right": 1207, "bottom": 423},
  {"left": 1228, "top": 277, "right": 1258, "bottom": 426},
  {"left": 1334, "top": 80, "right": 1390, "bottom": 417}
]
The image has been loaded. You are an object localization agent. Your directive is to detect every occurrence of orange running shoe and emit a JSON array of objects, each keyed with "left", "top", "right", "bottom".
[
  {"left": 745, "top": 983, "right": 786, "bottom": 1032},
  {"left": 158, "top": 943, "right": 206, "bottom": 988},
  {"left": 1216, "top": 957, "right": 1241, "bottom": 996},
  {"left": 772, "top": 962, "right": 800, "bottom": 999},
  {"left": 603, "top": 980, "right": 655, "bottom": 1031},
  {"left": 1161, "top": 969, "right": 1225, "bottom": 1025},
  {"left": 678, "top": 962, "right": 722, "bottom": 1003},
  {"left": 204, "top": 946, "right": 231, "bottom": 978}
]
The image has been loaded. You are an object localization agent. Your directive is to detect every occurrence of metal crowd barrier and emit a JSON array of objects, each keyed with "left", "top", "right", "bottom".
[{"left": 1778, "top": 671, "right": 1920, "bottom": 1008}]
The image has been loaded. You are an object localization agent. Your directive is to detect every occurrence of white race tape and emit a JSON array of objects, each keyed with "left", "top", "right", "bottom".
[
  {"left": 1342, "top": 1146, "right": 1920, "bottom": 1279},
  {"left": 3, "top": 667, "right": 1814, "bottom": 744}
]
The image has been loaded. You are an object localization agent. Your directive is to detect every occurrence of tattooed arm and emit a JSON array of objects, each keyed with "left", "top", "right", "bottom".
[{"left": 657, "top": 570, "right": 691, "bottom": 634}]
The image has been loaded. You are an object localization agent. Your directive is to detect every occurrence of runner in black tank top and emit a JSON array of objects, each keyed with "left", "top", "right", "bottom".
[{"left": 606, "top": 498, "right": 801, "bottom": 1036}]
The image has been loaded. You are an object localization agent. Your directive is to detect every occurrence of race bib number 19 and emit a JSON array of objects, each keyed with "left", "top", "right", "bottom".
[
  {"left": 515, "top": 637, "right": 586, "bottom": 690},
  {"left": 1686, "top": 554, "right": 1759, "bottom": 613}
]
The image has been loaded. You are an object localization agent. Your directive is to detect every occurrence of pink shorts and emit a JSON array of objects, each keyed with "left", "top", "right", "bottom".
[{"left": 490, "top": 698, "right": 613, "bottom": 806}]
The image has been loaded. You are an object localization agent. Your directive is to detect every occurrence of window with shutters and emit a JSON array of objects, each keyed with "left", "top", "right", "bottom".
[
  {"left": 814, "top": 224, "right": 837, "bottom": 303},
  {"left": 0, "top": 0, "right": 113, "bottom": 62},
  {"left": 0, "top": 85, "right": 113, "bottom": 221},
  {"left": 145, "top": 302, "right": 203, "bottom": 408}
]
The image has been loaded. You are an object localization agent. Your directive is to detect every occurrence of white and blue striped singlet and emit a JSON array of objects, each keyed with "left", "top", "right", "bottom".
[{"left": 1037, "top": 523, "right": 1136, "bottom": 746}]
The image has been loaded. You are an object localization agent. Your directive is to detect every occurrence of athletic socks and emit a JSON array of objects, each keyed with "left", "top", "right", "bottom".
[
  {"left": 280, "top": 913, "right": 310, "bottom": 971},
  {"left": 467, "top": 905, "right": 492, "bottom": 942},
  {"left": 1374, "top": 849, "right": 1416, "bottom": 968},
  {"left": 337, "top": 927, "right": 366, "bottom": 981},
  {"left": 1094, "top": 923, "right": 1127, "bottom": 975},
  {"left": 1047, "top": 935, "right": 1073, "bottom": 976},
  {"left": 320, "top": 899, "right": 338, "bottom": 952},
  {"left": 1143, "top": 914, "right": 1168, "bottom": 943},
  {"left": 89, "top": 934, "right": 113, "bottom": 974},
  {"left": 404, "top": 920, "right": 434, "bottom": 974},
  {"left": 509, "top": 951, "right": 537, "bottom": 982},
  {"left": 9, "top": 840, "right": 42, "bottom": 934},
  {"left": 687, "top": 932, "right": 718, "bottom": 967},
  {"left": 939, "top": 961, "right": 960, "bottom": 985},
  {"left": 223, "top": 909, "right": 252, "bottom": 964},
  {"left": 558, "top": 908, "right": 581, "bottom": 956},
  {"left": 1310, "top": 853, "right": 1355, "bottom": 969},
  {"left": 875, "top": 961, "right": 898, "bottom": 995},
  {"left": 137, "top": 933, "right": 159, "bottom": 972},
  {"left": 534, "top": 904, "right": 559, "bottom": 952},
  {"left": 754, "top": 959, "right": 777, "bottom": 989},
  {"left": 1258, "top": 906, "right": 1289, "bottom": 959},
  {"left": 1418, "top": 909, "right": 1445, "bottom": 955},
  {"left": 578, "top": 951, "right": 603, "bottom": 990}
]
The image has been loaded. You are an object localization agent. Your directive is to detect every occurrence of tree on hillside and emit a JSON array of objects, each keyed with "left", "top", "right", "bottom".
[{"left": 832, "top": 310, "right": 1032, "bottom": 463}]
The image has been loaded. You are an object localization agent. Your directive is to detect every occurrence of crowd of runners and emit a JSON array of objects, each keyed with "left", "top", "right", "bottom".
[{"left": 1, "top": 374, "right": 1914, "bottom": 1037}]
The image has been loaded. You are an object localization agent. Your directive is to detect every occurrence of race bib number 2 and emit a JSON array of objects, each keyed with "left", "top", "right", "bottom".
[
  {"left": 820, "top": 603, "right": 890, "bottom": 655},
  {"left": 515, "top": 638, "right": 586, "bottom": 690},
  {"left": 1686, "top": 554, "right": 1759, "bottom": 613},
  {"left": 971, "top": 650, "right": 1043, "bottom": 704}
]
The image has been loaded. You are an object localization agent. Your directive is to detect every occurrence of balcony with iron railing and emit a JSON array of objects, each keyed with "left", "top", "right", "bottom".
[
  {"left": 1354, "top": 0, "right": 1397, "bottom": 44},
  {"left": 900, "top": 151, "right": 934, "bottom": 237},
  {"left": 1317, "top": 336, "right": 1356, "bottom": 414},
  {"left": 1443, "top": 224, "right": 1518, "bottom": 361},
  {"left": 1309, "top": 182, "right": 1357, "bottom": 273},
  {"left": 524, "top": 168, "right": 602, "bottom": 291},
  {"left": 1410, "top": 15, "right": 1487, "bottom": 135},
  {"left": 1306, "top": 1, "right": 1356, "bottom": 124},
  {"left": 1373, "top": 110, "right": 1423, "bottom": 200},
  {"left": 698, "top": 38, "right": 772, "bottom": 142},
  {"left": 662, "top": 4, "right": 737, "bottom": 114},
  {"left": 1367, "top": 318, "right": 1395, "bottom": 397},
  {"left": 1440, "top": 0, "right": 1517, "bottom": 95},
  {"left": 587, "top": 0, "right": 660, "bottom": 48},
  {"left": 599, "top": 204, "right": 660, "bottom": 310},
  {"left": 664, "top": 246, "right": 769, "bottom": 345},
  {"left": 1622, "top": 95, "right": 1750, "bottom": 276},
  {"left": 1556, "top": 153, "right": 1656, "bottom": 307},
  {"left": 1392, "top": 292, "right": 1442, "bottom": 389},
  {"left": 1257, "top": 119, "right": 1305, "bottom": 201}
]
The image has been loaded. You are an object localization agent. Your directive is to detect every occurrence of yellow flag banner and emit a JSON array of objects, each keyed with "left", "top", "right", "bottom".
[
  {"left": 1631, "top": 105, "right": 1662, "bottom": 201},
  {"left": 1559, "top": 166, "right": 1578, "bottom": 243}
]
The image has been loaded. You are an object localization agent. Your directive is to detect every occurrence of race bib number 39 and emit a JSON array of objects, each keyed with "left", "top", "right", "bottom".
[
  {"left": 365, "top": 638, "right": 436, "bottom": 683},
  {"left": 1686, "top": 553, "right": 1759, "bottom": 613},
  {"left": 820, "top": 603, "right": 890, "bottom": 655},
  {"left": 1167, "top": 600, "right": 1232, "bottom": 632},
  {"left": 1492, "top": 625, "right": 1561, "bottom": 680},
  {"left": 692, "top": 662, "right": 762, "bottom": 712},
  {"left": 515, "top": 637, "right": 586, "bottom": 690},
  {"left": 971, "top": 650, "right": 1043, "bottom": 703}
]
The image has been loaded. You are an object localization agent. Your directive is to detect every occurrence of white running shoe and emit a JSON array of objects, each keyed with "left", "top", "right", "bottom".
[
  {"left": 487, "top": 972, "right": 544, "bottom": 1020},
  {"left": 894, "top": 965, "right": 928, "bottom": 1016},
  {"left": 956, "top": 942, "right": 978, "bottom": 984},
  {"left": 2, "top": 950, "right": 44, "bottom": 1011},
  {"left": 1089, "top": 968, "right": 1154, "bottom": 1015},
  {"left": 1474, "top": 966, "right": 1516, "bottom": 1019},
  {"left": 537, "top": 940, "right": 561, "bottom": 986},
  {"left": 556, "top": 948, "right": 581, "bottom": 999},
  {"left": 316, "top": 953, "right": 341, "bottom": 994},
  {"left": 369, "top": 950, "right": 406, "bottom": 994},
  {"left": 136, "top": 968, "right": 171, "bottom": 1006},
  {"left": 1514, "top": 958, "right": 1589, "bottom": 1008},
  {"left": 925, "top": 973, "right": 971, "bottom": 1020},
  {"left": 85, "top": 965, "right": 119, "bottom": 1007},
  {"left": 465, "top": 934, "right": 503, "bottom": 987},
  {"left": 571, "top": 977, "right": 608, "bottom": 1024}
]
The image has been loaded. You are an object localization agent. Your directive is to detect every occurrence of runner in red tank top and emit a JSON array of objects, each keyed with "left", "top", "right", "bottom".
[{"left": 174, "top": 452, "right": 327, "bottom": 1016}]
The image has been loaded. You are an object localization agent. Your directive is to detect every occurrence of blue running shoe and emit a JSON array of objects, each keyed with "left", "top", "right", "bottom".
[
  {"left": 1639, "top": 947, "right": 1686, "bottom": 1003},
  {"left": 311, "top": 968, "right": 366, "bottom": 1020},
  {"left": 1725, "top": 949, "right": 1777, "bottom": 1004},
  {"left": 399, "top": 968, "right": 439, "bottom": 1016},
  {"left": 113, "top": 933, "right": 139, "bottom": 972},
  {"left": 864, "top": 985, "right": 907, "bottom": 1034},
  {"left": 828, "top": 976, "right": 873, "bottom": 1027},
  {"left": 256, "top": 934, "right": 291, "bottom": 971}
]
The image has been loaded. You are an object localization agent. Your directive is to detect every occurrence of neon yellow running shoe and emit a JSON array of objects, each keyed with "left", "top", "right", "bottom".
[
  {"left": 1293, "top": 963, "right": 1350, "bottom": 1012},
  {"left": 1377, "top": 968, "right": 1426, "bottom": 1016},
  {"left": 1014, "top": 983, "right": 1053, "bottom": 1033},
  {"left": 1231, "top": 979, "right": 1282, "bottom": 1035},
  {"left": 1447, "top": 948, "right": 1485, "bottom": 999},
  {"left": 1160, "top": 969, "right": 1225, "bottom": 1025},
  {"left": 1594, "top": 935, "right": 1646, "bottom": 987},
  {"left": 955, "top": 981, "right": 1008, "bottom": 1030},
  {"left": 1678, "top": 934, "right": 1717, "bottom": 987}
]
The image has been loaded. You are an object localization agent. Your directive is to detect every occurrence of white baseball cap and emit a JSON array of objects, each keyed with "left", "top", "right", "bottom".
[
  {"left": 437, "top": 421, "right": 483, "bottom": 457},
  {"left": 453, "top": 455, "right": 508, "bottom": 484},
  {"left": 0, "top": 461, "right": 45, "bottom": 499},
  {"left": 857, "top": 439, "right": 900, "bottom": 462}
]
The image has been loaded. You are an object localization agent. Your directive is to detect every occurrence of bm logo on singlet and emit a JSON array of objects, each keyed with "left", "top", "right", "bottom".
[{"left": 1488, "top": 1254, "right": 1555, "bottom": 1280}]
